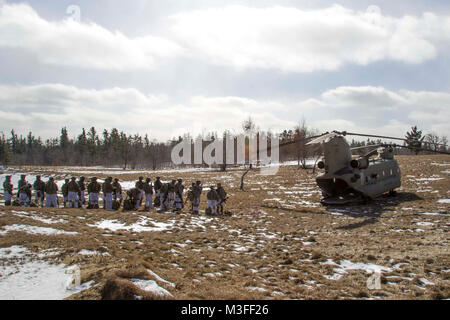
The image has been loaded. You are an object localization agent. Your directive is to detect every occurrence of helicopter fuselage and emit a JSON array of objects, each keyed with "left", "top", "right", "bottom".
[{"left": 315, "top": 136, "right": 401, "bottom": 203}]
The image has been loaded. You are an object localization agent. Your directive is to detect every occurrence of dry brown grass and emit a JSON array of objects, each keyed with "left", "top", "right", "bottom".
[{"left": 0, "top": 155, "right": 449, "bottom": 300}]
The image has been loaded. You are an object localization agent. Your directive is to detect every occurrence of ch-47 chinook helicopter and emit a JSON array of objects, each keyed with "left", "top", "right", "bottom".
[{"left": 295, "top": 130, "right": 450, "bottom": 205}]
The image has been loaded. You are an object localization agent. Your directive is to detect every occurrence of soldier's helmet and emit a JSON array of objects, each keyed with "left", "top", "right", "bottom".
[
  {"left": 108, "top": 177, "right": 113, "bottom": 181},
  {"left": 65, "top": 178, "right": 69, "bottom": 182},
  {"left": 156, "top": 177, "right": 160, "bottom": 180},
  {"left": 217, "top": 183, "right": 222, "bottom": 187},
  {"left": 6, "top": 175, "right": 11, "bottom": 179},
  {"left": 196, "top": 180, "right": 201, "bottom": 185},
  {"left": 92, "top": 177, "right": 97, "bottom": 181},
  {"left": 139, "top": 176, "right": 144, "bottom": 180},
  {"left": 71, "top": 177, "right": 76, "bottom": 181},
  {"left": 80, "top": 176, "right": 85, "bottom": 180},
  {"left": 21, "top": 174, "right": 26, "bottom": 179},
  {"left": 146, "top": 178, "right": 151, "bottom": 183},
  {"left": 49, "top": 177, "right": 54, "bottom": 181},
  {"left": 114, "top": 178, "right": 119, "bottom": 182},
  {"left": 177, "top": 178, "right": 182, "bottom": 182},
  {"left": 36, "top": 175, "right": 41, "bottom": 179},
  {"left": 192, "top": 182, "right": 195, "bottom": 186},
  {"left": 210, "top": 186, "right": 215, "bottom": 189}
]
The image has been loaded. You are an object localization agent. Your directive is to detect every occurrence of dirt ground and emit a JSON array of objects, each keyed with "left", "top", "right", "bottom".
[{"left": 0, "top": 155, "right": 449, "bottom": 300}]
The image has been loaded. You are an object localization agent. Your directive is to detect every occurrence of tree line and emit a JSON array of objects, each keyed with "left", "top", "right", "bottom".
[{"left": 0, "top": 123, "right": 448, "bottom": 169}]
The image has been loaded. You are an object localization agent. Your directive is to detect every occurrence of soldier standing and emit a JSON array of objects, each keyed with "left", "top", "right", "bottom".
[
  {"left": 112, "top": 178, "right": 123, "bottom": 204},
  {"left": 18, "top": 175, "right": 29, "bottom": 206},
  {"left": 159, "top": 182, "right": 169, "bottom": 213},
  {"left": 45, "top": 177, "right": 59, "bottom": 208},
  {"left": 103, "top": 177, "right": 114, "bottom": 210},
  {"left": 67, "top": 177, "right": 80, "bottom": 208},
  {"left": 192, "top": 180, "right": 202, "bottom": 215},
  {"left": 143, "top": 178, "right": 154, "bottom": 211},
  {"left": 3, "top": 176, "right": 13, "bottom": 206},
  {"left": 154, "top": 177, "right": 162, "bottom": 206},
  {"left": 61, "top": 178, "right": 69, "bottom": 208},
  {"left": 87, "top": 177, "right": 101, "bottom": 209},
  {"left": 78, "top": 177, "right": 86, "bottom": 207},
  {"left": 33, "top": 175, "right": 46, "bottom": 207},
  {"left": 135, "top": 176, "right": 145, "bottom": 210},
  {"left": 174, "top": 178, "right": 184, "bottom": 214},
  {"left": 187, "top": 183, "right": 195, "bottom": 213},
  {"left": 206, "top": 186, "right": 219, "bottom": 215},
  {"left": 216, "top": 183, "right": 227, "bottom": 215},
  {"left": 167, "top": 180, "right": 176, "bottom": 210}
]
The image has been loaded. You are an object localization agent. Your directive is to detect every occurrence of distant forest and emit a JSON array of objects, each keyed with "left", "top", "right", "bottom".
[{"left": 0, "top": 120, "right": 447, "bottom": 169}]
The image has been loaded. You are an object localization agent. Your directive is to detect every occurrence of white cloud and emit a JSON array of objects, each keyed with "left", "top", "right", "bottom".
[
  {"left": 0, "top": 84, "right": 296, "bottom": 141},
  {"left": 0, "top": 3, "right": 182, "bottom": 70},
  {"left": 169, "top": 4, "right": 450, "bottom": 72},
  {"left": 1, "top": 3, "right": 450, "bottom": 73},
  {"left": 0, "top": 83, "right": 448, "bottom": 141}
]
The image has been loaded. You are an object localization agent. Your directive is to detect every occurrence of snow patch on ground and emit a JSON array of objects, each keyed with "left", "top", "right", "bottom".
[
  {"left": 129, "top": 279, "right": 173, "bottom": 298},
  {"left": 0, "top": 246, "right": 93, "bottom": 300},
  {"left": 88, "top": 217, "right": 174, "bottom": 233},
  {"left": 0, "top": 224, "right": 78, "bottom": 236}
]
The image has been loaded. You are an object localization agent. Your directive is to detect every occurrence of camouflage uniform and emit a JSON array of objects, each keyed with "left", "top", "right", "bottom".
[
  {"left": 45, "top": 178, "right": 59, "bottom": 208},
  {"left": 33, "top": 176, "right": 46, "bottom": 207},
  {"left": 61, "top": 179, "right": 69, "bottom": 207},
  {"left": 206, "top": 187, "right": 219, "bottom": 215},
  {"left": 103, "top": 177, "right": 114, "bottom": 210},
  {"left": 18, "top": 176, "right": 30, "bottom": 206},
  {"left": 174, "top": 179, "right": 184, "bottom": 213},
  {"left": 112, "top": 179, "right": 123, "bottom": 202},
  {"left": 87, "top": 178, "right": 101, "bottom": 208},
  {"left": 216, "top": 184, "right": 227, "bottom": 214},
  {"left": 135, "top": 177, "right": 145, "bottom": 210},
  {"left": 3, "top": 176, "right": 13, "bottom": 206},
  {"left": 154, "top": 177, "right": 162, "bottom": 201},
  {"left": 67, "top": 178, "right": 80, "bottom": 208},
  {"left": 143, "top": 179, "right": 154, "bottom": 210},
  {"left": 77, "top": 177, "right": 86, "bottom": 206},
  {"left": 192, "top": 181, "right": 202, "bottom": 214}
]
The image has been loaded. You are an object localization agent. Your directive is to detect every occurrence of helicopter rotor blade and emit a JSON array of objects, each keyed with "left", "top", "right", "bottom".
[
  {"left": 392, "top": 144, "right": 450, "bottom": 155},
  {"left": 306, "top": 132, "right": 338, "bottom": 145}
]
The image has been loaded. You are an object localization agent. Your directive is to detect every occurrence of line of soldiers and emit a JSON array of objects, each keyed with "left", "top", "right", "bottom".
[{"left": 2, "top": 175, "right": 228, "bottom": 215}]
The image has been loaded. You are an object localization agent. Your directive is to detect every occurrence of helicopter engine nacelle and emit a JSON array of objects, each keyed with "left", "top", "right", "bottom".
[{"left": 350, "top": 157, "right": 369, "bottom": 170}]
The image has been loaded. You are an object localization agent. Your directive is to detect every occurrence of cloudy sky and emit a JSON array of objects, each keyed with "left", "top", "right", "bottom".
[{"left": 0, "top": 0, "right": 449, "bottom": 141}]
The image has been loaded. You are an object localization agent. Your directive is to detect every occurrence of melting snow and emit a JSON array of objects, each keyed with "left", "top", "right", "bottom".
[
  {"left": 0, "top": 246, "right": 93, "bottom": 300},
  {"left": 130, "top": 279, "right": 173, "bottom": 298},
  {"left": 0, "top": 224, "right": 78, "bottom": 236}
]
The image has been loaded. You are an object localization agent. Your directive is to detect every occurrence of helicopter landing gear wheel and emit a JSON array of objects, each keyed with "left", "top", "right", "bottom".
[{"left": 388, "top": 190, "right": 397, "bottom": 197}]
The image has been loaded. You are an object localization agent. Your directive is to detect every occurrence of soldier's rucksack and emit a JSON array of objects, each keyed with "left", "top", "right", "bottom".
[
  {"left": 112, "top": 200, "right": 120, "bottom": 211},
  {"left": 122, "top": 199, "right": 134, "bottom": 211},
  {"left": 187, "top": 190, "right": 194, "bottom": 202}
]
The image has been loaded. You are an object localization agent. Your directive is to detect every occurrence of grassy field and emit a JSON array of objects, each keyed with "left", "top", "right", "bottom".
[{"left": 0, "top": 155, "right": 449, "bottom": 300}]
